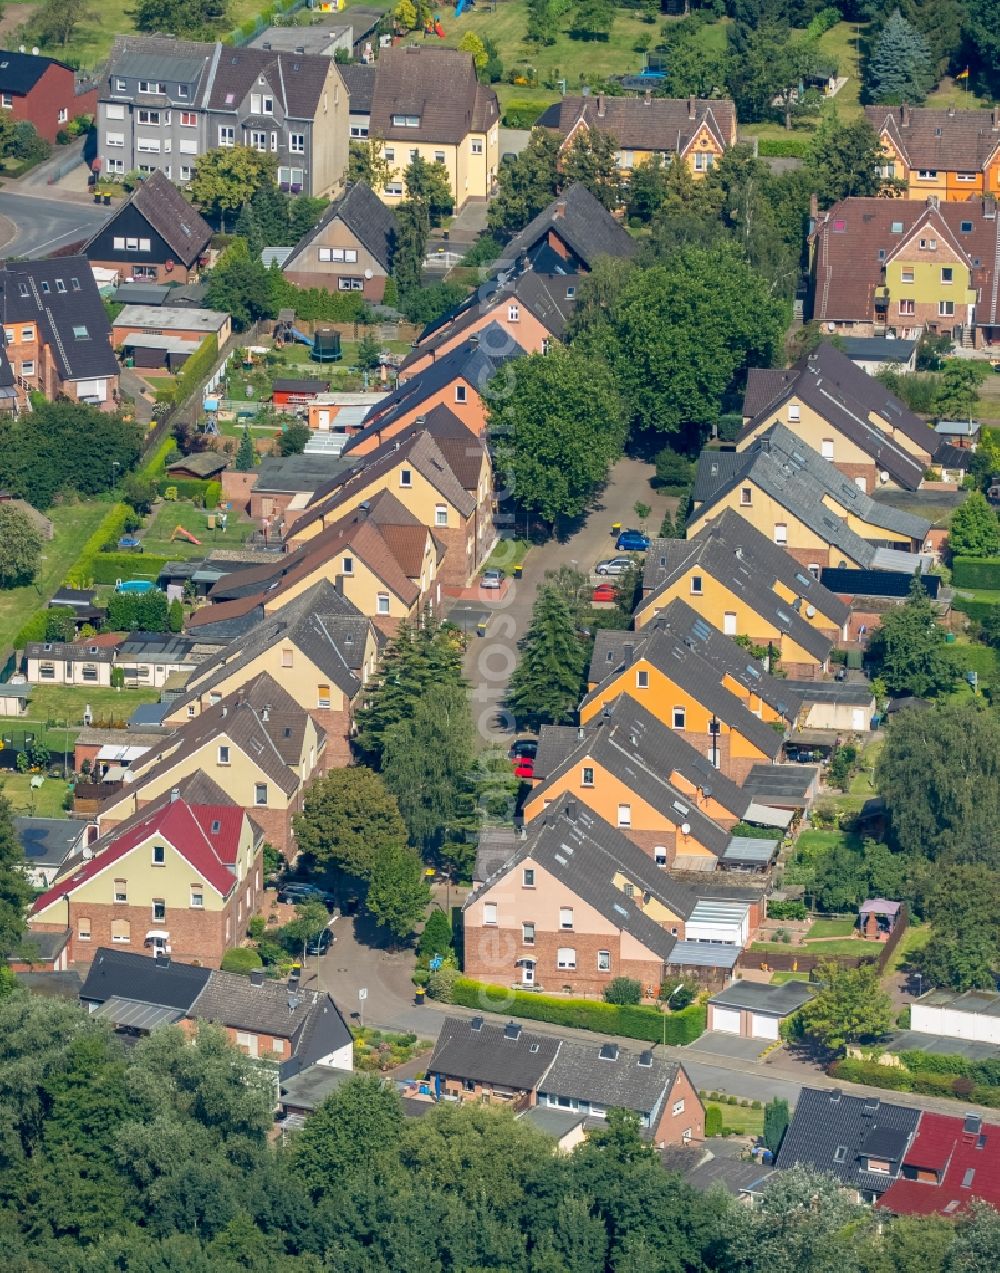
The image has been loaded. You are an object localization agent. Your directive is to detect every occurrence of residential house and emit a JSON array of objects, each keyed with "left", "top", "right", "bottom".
[
  {"left": 688, "top": 424, "right": 933, "bottom": 574},
  {"left": 25, "top": 640, "right": 115, "bottom": 687},
  {"left": 789, "top": 679, "right": 875, "bottom": 733},
  {"left": 84, "top": 170, "right": 212, "bottom": 284},
  {"left": 5, "top": 928, "right": 72, "bottom": 974},
  {"left": 284, "top": 408, "right": 495, "bottom": 589},
  {"left": 0, "top": 48, "right": 97, "bottom": 143},
  {"left": 497, "top": 183, "right": 637, "bottom": 278},
  {"left": 401, "top": 271, "right": 575, "bottom": 377},
  {"left": 878, "top": 1112, "right": 1000, "bottom": 1217},
  {"left": 368, "top": 46, "right": 499, "bottom": 209},
  {"left": 739, "top": 341, "right": 939, "bottom": 493},
  {"left": 281, "top": 181, "right": 397, "bottom": 302},
  {"left": 0, "top": 257, "right": 120, "bottom": 410},
  {"left": 29, "top": 790, "right": 263, "bottom": 966},
  {"left": 522, "top": 695, "right": 781, "bottom": 872},
  {"left": 706, "top": 980, "right": 814, "bottom": 1041},
  {"left": 163, "top": 580, "right": 377, "bottom": 769},
  {"left": 342, "top": 325, "right": 524, "bottom": 456},
  {"left": 188, "top": 495, "right": 444, "bottom": 636},
  {"left": 98, "top": 35, "right": 349, "bottom": 196},
  {"left": 865, "top": 104, "right": 1000, "bottom": 201},
  {"left": 580, "top": 600, "right": 804, "bottom": 783},
  {"left": 539, "top": 92, "right": 736, "bottom": 179},
  {"left": 426, "top": 1015, "right": 705, "bottom": 1146},
  {"left": 16, "top": 817, "right": 88, "bottom": 889},
  {"left": 775, "top": 1087, "right": 921, "bottom": 1202},
  {"left": 241, "top": 450, "right": 353, "bottom": 520},
  {"left": 909, "top": 988, "right": 1000, "bottom": 1046},
  {"left": 464, "top": 793, "right": 764, "bottom": 995},
  {"left": 635, "top": 508, "right": 848, "bottom": 677},
  {"left": 95, "top": 673, "right": 325, "bottom": 856},
  {"left": 810, "top": 195, "right": 1000, "bottom": 351},
  {"left": 112, "top": 304, "right": 231, "bottom": 348},
  {"left": 115, "top": 633, "right": 203, "bottom": 689},
  {"left": 79, "top": 946, "right": 353, "bottom": 1075}
]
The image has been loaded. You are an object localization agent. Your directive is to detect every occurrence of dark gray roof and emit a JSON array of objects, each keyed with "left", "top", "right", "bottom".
[
  {"left": 742, "top": 763, "right": 819, "bottom": 805},
  {"left": 26, "top": 640, "right": 115, "bottom": 663},
  {"left": 190, "top": 970, "right": 316, "bottom": 1039},
  {"left": 838, "top": 336, "right": 917, "bottom": 364},
  {"left": 662, "top": 1144, "right": 775, "bottom": 1196},
  {"left": 775, "top": 1086, "right": 921, "bottom": 1197},
  {"left": 79, "top": 947, "right": 212, "bottom": 1010},
  {"left": 340, "top": 62, "right": 375, "bottom": 112},
  {"left": 709, "top": 979, "right": 814, "bottom": 1015},
  {"left": 539, "top": 1041, "right": 681, "bottom": 1116},
  {"left": 92, "top": 170, "right": 211, "bottom": 266},
  {"left": 427, "top": 1015, "right": 560, "bottom": 1090},
  {"left": 0, "top": 49, "right": 70, "bottom": 93},
  {"left": 253, "top": 451, "right": 352, "bottom": 494},
  {"left": 689, "top": 424, "right": 931, "bottom": 563},
  {"left": 168, "top": 451, "right": 228, "bottom": 477},
  {"left": 499, "top": 184, "right": 637, "bottom": 270},
  {"left": 15, "top": 816, "right": 84, "bottom": 867},
  {"left": 279, "top": 1064, "right": 354, "bottom": 1111},
  {"left": 283, "top": 181, "right": 398, "bottom": 274},
  {"left": 0, "top": 256, "right": 118, "bottom": 382},
  {"left": 533, "top": 724, "right": 582, "bottom": 783},
  {"left": 787, "top": 678, "right": 874, "bottom": 706},
  {"left": 473, "top": 825, "right": 517, "bottom": 882},
  {"left": 518, "top": 1106, "right": 587, "bottom": 1139},
  {"left": 11, "top": 928, "right": 70, "bottom": 961}
]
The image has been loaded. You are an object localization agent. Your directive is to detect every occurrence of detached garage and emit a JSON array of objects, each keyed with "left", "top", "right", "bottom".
[{"left": 707, "top": 980, "right": 815, "bottom": 1040}]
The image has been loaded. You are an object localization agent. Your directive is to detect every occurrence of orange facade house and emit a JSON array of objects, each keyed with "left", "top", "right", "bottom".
[{"left": 866, "top": 104, "right": 1000, "bottom": 201}]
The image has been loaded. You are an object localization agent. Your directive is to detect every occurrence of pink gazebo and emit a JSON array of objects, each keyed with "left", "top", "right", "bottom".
[{"left": 859, "top": 898, "right": 902, "bottom": 942}]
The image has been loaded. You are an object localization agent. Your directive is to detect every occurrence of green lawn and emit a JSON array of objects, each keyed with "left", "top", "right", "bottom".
[
  {"left": 752, "top": 937, "right": 866, "bottom": 956},
  {"left": 0, "top": 501, "right": 111, "bottom": 660},
  {"left": 770, "top": 971, "right": 812, "bottom": 984},
  {"left": 484, "top": 538, "right": 531, "bottom": 573},
  {"left": 142, "top": 500, "right": 256, "bottom": 561},
  {"left": 926, "top": 76, "right": 991, "bottom": 112},
  {"left": 806, "top": 917, "right": 856, "bottom": 940},
  {"left": 886, "top": 921, "right": 933, "bottom": 974},
  {"left": 0, "top": 772, "right": 74, "bottom": 817},
  {"left": 22, "top": 684, "right": 158, "bottom": 729},
  {"left": 705, "top": 1101, "right": 765, "bottom": 1137}
]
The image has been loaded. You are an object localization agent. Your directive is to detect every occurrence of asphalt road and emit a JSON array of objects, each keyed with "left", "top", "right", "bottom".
[{"left": 0, "top": 190, "right": 110, "bottom": 258}]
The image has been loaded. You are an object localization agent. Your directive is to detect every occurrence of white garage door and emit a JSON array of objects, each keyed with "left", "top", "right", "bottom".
[
  {"left": 751, "top": 1013, "right": 780, "bottom": 1040},
  {"left": 712, "top": 1007, "right": 742, "bottom": 1034}
]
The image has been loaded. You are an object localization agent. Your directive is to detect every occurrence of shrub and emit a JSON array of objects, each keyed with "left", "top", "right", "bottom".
[
  {"left": 716, "top": 413, "right": 742, "bottom": 443},
  {"left": 603, "top": 977, "right": 642, "bottom": 1006},
  {"left": 91, "top": 554, "right": 169, "bottom": 586},
  {"left": 952, "top": 557, "right": 1000, "bottom": 590},
  {"left": 705, "top": 1104, "right": 723, "bottom": 1136},
  {"left": 654, "top": 446, "right": 694, "bottom": 492},
  {"left": 767, "top": 899, "right": 807, "bottom": 921},
  {"left": 204, "top": 481, "right": 221, "bottom": 510},
  {"left": 427, "top": 964, "right": 459, "bottom": 1003},
  {"left": 220, "top": 947, "right": 264, "bottom": 974},
  {"left": 419, "top": 907, "right": 453, "bottom": 960}
]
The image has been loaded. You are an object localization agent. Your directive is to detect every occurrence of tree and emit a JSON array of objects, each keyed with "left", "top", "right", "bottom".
[
  {"left": 865, "top": 9, "right": 934, "bottom": 104},
  {"left": 365, "top": 843, "right": 430, "bottom": 939},
  {"left": 131, "top": 0, "right": 230, "bottom": 37},
  {"left": 867, "top": 576, "right": 954, "bottom": 697},
  {"left": 489, "top": 346, "right": 625, "bottom": 525},
  {"left": 281, "top": 898, "right": 330, "bottom": 954},
  {"left": 914, "top": 864, "right": 999, "bottom": 990},
  {"left": 506, "top": 585, "right": 588, "bottom": 728},
  {"left": 404, "top": 155, "right": 453, "bottom": 227},
  {"left": 45, "top": 606, "right": 76, "bottom": 643},
  {"left": 933, "top": 360, "right": 988, "bottom": 420},
  {"left": 293, "top": 766, "right": 406, "bottom": 878},
  {"left": 356, "top": 333, "right": 382, "bottom": 373},
  {"left": 762, "top": 1097, "right": 789, "bottom": 1156},
  {"left": 0, "top": 504, "right": 42, "bottom": 588},
  {"left": 949, "top": 491, "right": 1000, "bottom": 558},
  {"left": 190, "top": 147, "right": 277, "bottom": 224},
  {"left": 278, "top": 421, "right": 311, "bottom": 456},
  {"left": 569, "top": 0, "right": 614, "bottom": 40},
  {"left": 392, "top": 199, "right": 429, "bottom": 297},
  {"left": 626, "top": 155, "right": 671, "bottom": 225},
  {"left": 418, "top": 906, "right": 453, "bottom": 959},
  {"left": 806, "top": 116, "right": 890, "bottom": 208},
  {"left": 562, "top": 129, "right": 620, "bottom": 210},
  {"left": 293, "top": 1073, "right": 404, "bottom": 1197},
  {"left": 235, "top": 427, "right": 255, "bottom": 472},
  {"left": 31, "top": 0, "right": 94, "bottom": 46},
  {"left": 457, "top": 31, "right": 488, "bottom": 71},
  {"left": 0, "top": 791, "right": 32, "bottom": 959},
  {"left": 798, "top": 960, "right": 893, "bottom": 1053},
  {"left": 122, "top": 472, "right": 158, "bottom": 516},
  {"left": 205, "top": 241, "right": 278, "bottom": 329},
  {"left": 486, "top": 128, "right": 560, "bottom": 240},
  {"left": 348, "top": 137, "right": 392, "bottom": 193},
  {"left": 525, "top": 0, "right": 556, "bottom": 45}
]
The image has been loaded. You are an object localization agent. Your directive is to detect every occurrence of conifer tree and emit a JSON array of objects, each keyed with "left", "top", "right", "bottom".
[
  {"left": 507, "top": 585, "right": 587, "bottom": 729},
  {"left": 865, "top": 9, "right": 934, "bottom": 104},
  {"left": 235, "top": 426, "right": 255, "bottom": 472}
]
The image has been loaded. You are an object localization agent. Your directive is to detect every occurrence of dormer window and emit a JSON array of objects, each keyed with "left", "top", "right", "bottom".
[{"left": 392, "top": 113, "right": 420, "bottom": 127}]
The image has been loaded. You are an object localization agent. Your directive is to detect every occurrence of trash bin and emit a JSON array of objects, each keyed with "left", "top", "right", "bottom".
[
  {"left": 611, "top": 521, "right": 622, "bottom": 537},
  {"left": 476, "top": 621, "right": 487, "bottom": 638},
  {"left": 414, "top": 986, "right": 426, "bottom": 1006},
  {"left": 513, "top": 564, "right": 523, "bottom": 579}
]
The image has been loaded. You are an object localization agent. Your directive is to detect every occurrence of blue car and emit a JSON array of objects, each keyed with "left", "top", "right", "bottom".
[{"left": 615, "top": 529, "right": 650, "bottom": 552}]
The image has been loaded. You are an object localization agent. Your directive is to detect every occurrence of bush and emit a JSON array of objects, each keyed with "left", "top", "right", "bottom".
[
  {"left": 427, "top": 964, "right": 459, "bottom": 1003},
  {"left": 66, "top": 503, "right": 132, "bottom": 588},
  {"left": 204, "top": 481, "right": 221, "bottom": 510},
  {"left": 418, "top": 907, "right": 453, "bottom": 960},
  {"left": 449, "top": 978, "right": 707, "bottom": 1044},
  {"left": 461, "top": 235, "right": 503, "bottom": 267},
  {"left": 220, "top": 947, "right": 264, "bottom": 974},
  {"left": 156, "top": 477, "right": 210, "bottom": 502},
  {"left": 705, "top": 1104, "right": 723, "bottom": 1136},
  {"left": 654, "top": 446, "right": 694, "bottom": 492},
  {"left": 400, "top": 282, "right": 468, "bottom": 327},
  {"left": 952, "top": 557, "right": 1000, "bottom": 590},
  {"left": 716, "top": 413, "right": 743, "bottom": 443},
  {"left": 766, "top": 899, "right": 807, "bottom": 920},
  {"left": 603, "top": 977, "right": 642, "bottom": 1006},
  {"left": 756, "top": 136, "right": 811, "bottom": 158}
]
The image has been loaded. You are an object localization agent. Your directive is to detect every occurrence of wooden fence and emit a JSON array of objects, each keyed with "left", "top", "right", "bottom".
[{"left": 737, "top": 906, "right": 910, "bottom": 978}]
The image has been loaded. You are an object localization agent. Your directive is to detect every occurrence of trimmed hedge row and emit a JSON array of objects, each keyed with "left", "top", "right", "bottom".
[
  {"left": 92, "top": 553, "right": 170, "bottom": 585},
  {"left": 158, "top": 334, "right": 218, "bottom": 409},
  {"left": 65, "top": 503, "right": 131, "bottom": 588},
  {"left": 756, "top": 136, "right": 812, "bottom": 158},
  {"left": 829, "top": 1057, "right": 1000, "bottom": 1108},
  {"left": 952, "top": 557, "right": 1000, "bottom": 590},
  {"left": 157, "top": 477, "right": 211, "bottom": 502},
  {"left": 951, "top": 596, "right": 1000, "bottom": 623},
  {"left": 449, "top": 977, "right": 707, "bottom": 1044}
]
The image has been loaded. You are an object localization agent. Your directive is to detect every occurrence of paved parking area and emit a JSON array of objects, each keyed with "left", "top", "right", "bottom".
[{"left": 685, "top": 1032, "right": 771, "bottom": 1063}]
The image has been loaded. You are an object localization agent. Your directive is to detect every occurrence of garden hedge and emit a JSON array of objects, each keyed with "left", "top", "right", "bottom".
[
  {"left": 704, "top": 1104, "right": 723, "bottom": 1136},
  {"left": 92, "top": 553, "right": 170, "bottom": 585},
  {"left": 449, "top": 978, "right": 707, "bottom": 1044},
  {"left": 156, "top": 477, "right": 210, "bottom": 502},
  {"left": 952, "top": 557, "right": 1000, "bottom": 590},
  {"left": 829, "top": 1056, "right": 1000, "bottom": 1108},
  {"left": 65, "top": 503, "right": 131, "bottom": 588},
  {"left": 756, "top": 136, "right": 812, "bottom": 158},
  {"left": 951, "top": 596, "right": 1000, "bottom": 624}
]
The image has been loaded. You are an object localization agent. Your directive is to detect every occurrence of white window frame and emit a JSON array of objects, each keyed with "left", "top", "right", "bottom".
[
  {"left": 557, "top": 947, "right": 576, "bottom": 970},
  {"left": 483, "top": 902, "right": 498, "bottom": 926},
  {"left": 597, "top": 950, "right": 611, "bottom": 972},
  {"left": 559, "top": 906, "right": 574, "bottom": 930}
]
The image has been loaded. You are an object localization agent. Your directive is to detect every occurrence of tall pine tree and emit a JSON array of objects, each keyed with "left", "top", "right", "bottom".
[
  {"left": 507, "top": 585, "right": 587, "bottom": 729},
  {"left": 235, "top": 426, "right": 255, "bottom": 472},
  {"left": 865, "top": 9, "right": 934, "bottom": 104}
]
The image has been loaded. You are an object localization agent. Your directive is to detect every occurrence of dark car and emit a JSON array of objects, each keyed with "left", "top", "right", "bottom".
[
  {"left": 278, "top": 882, "right": 333, "bottom": 907},
  {"left": 509, "top": 738, "right": 538, "bottom": 760},
  {"left": 305, "top": 927, "right": 334, "bottom": 956},
  {"left": 615, "top": 529, "right": 650, "bottom": 552}
]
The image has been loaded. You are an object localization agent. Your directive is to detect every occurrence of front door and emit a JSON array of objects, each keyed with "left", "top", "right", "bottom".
[{"left": 521, "top": 961, "right": 535, "bottom": 986}]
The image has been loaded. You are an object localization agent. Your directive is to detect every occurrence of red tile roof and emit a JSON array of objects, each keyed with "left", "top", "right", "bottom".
[
  {"left": 878, "top": 1112, "right": 1000, "bottom": 1217},
  {"left": 31, "top": 798, "right": 242, "bottom": 916}
]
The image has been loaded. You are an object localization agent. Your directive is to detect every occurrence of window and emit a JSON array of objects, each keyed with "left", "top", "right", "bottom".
[
  {"left": 152, "top": 899, "right": 166, "bottom": 922},
  {"left": 280, "top": 646, "right": 294, "bottom": 668},
  {"left": 434, "top": 504, "right": 447, "bottom": 527},
  {"left": 597, "top": 950, "right": 611, "bottom": 971},
  {"left": 522, "top": 868, "right": 535, "bottom": 888},
  {"left": 740, "top": 486, "right": 752, "bottom": 506},
  {"left": 672, "top": 707, "right": 686, "bottom": 730},
  {"left": 0, "top": 93, "right": 9, "bottom": 108},
  {"left": 821, "top": 438, "right": 834, "bottom": 460},
  {"left": 471, "top": 139, "right": 483, "bottom": 154},
  {"left": 319, "top": 247, "right": 357, "bottom": 263},
  {"left": 673, "top": 1099, "right": 686, "bottom": 1116},
  {"left": 255, "top": 783, "right": 268, "bottom": 806},
  {"left": 249, "top": 130, "right": 268, "bottom": 151},
  {"left": 78, "top": 917, "right": 91, "bottom": 941},
  {"left": 690, "top": 574, "right": 703, "bottom": 595},
  {"left": 218, "top": 126, "right": 234, "bottom": 147},
  {"left": 179, "top": 110, "right": 196, "bottom": 126},
  {"left": 339, "top": 277, "right": 364, "bottom": 291},
  {"left": 522, "top": 921, "right": 535, "bottom": 945},
  {"left": 57, "top": 106, "right": 68, "bottom": 123},
  {"left": 455, "top": 384, "right": 467, "bottom": 404},
  {"left": 400, "top": 468, "right": 412, "bottom": 487},
  {"left": 900, "top": 268, "right": 914, "bottom": 283},
  {"left": 618, "top": 803, "right": 631, "bottom": 827},
  {"left": 961, "top": 220, "right": 974, "bottom": 233},
  {"left": 920, "top": 238, "right": 937, "bottom": 251},
  {"left": 391, "top": 113, "right": 420, "bottom": 127},
  {"left": 694, "top": 151, "right": 714, "bottom": 172},
  {"left": 557, "top": 947, "right": 576, "bottom": 969},
  {"left": 218, "top": 745, "right": 230, "bottom": 765},
  {"left": 180, "top": 164, "right": 193, "bottom": 181},
  {"left": 508, "top": 303, "right": 519, "bottom": 322},
  {"left": 581, "top": 766, "right": 594, "bottom": 787},
  {"left": 939, "top": 300, "right": 955, "bottom": 317},
  {"left": 636, "top": 669, "right": 649, "bottom": 689},
  {"left": 105, "top": 132, "right": 125, "bottom": 147},
  {"left": 20, "top": 360, "right": 34, "bottom": 376},
  {"left": 384, "top": 147, "right": 395, "bottom": 162},
  {"left": 384, "top": 182, "right": 403, "bottom": 196},
  {"left": 483, "top": 902, "right": 498, "bottom": 925},
  {"left": 317, "top": 684, "right": 331, "bottom": 708},
  {"left": 899, "top": 298, "right": 916, "bottom": 316},
  {"left": 350, "top": 124, "right": 369, "bottom": 138},
  {"left": 105, "top": 159, "right": 125, "bottom": 173},
  {"left": 290, "top": 132, "right": 305, "bottom": 153},
  {"left": 138, "top": 80, "right": 163, "bottom": 94},
  {"left": 251, "top": 93, "right": 274, "bottom": 115},
  {"left": 38, "top": 661, "right": 55, "bottom": 680},
  {"left": 774, "top": 523, "right": 788, "bottom": 545},
  {"left": 111, "top": 919, "right": 130, "bottom": 944},
  {"left": 115, "top": 78, "right": 126, "bottom": 92},
  {"left": 376, "top": 593, "right": 390, "bottom": 615},
  {"left": 138, "top": 109, "right": 160, "bottom": 125},
  {"left": 114, "top": 880, "right": 127, "bottom": 903},
  {"left": 654, "top": 845, "right": 668, "bottom": 867},
  {"left": 409, "top": 149, "right": 418, "bottom": 162},
  {"left": 559, "top": 907, "right": 574, "bottom": 930},
  {"left": 54, "top": 279, "right": 66, "bottom": 293},
  {"left": 190, "top": 888, "right": 203, "bottom": 909},
  {"left": 152, "top": 844, "right": 165, "bottom": 865},
  {"left": 941, "top": 267, "right": 954, "bottom": 284},
  {"left": 917, "top": 170, "right": 938, "bottom": 179}
]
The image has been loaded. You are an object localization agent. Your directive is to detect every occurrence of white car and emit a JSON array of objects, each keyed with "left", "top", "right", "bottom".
[{"left": 595, "top": 556, "right": 634, "bottom": 576}]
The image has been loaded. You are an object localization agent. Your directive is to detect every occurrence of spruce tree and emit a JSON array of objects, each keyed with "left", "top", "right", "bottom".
[
  {"left": 507, "top": 585, "right": 587, "bottom": 729},
  {"left": 0, "top": 791, "right": 32, "bottom": 959},
  {"left": 235, "top": 427, "right": 255, "bottom": 472},
  {"left": 865, "top": 9, "right": 934, "bottom": 104}
]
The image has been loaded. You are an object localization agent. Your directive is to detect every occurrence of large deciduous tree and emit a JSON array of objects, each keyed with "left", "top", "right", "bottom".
[
  {"left": 205, "top": 240, "right": 279, "bottom": 329},
  {"left": 364, "top": 842, "right": 430, "bottom": 939},
  {"left": 867, "top": 576, "right": 954, "bottom": 698},
  {"left": 486, "top": 128, "right": 560, "bottom": 240},
  {"left": 404, "top": 155, "right": 454, "bottom": 227},
  {"left": 294, "top": 766, "right": 407, "bottom": 878},
  {"left": 0, "top": 505, "right": 42, "bottom": 588},
  {"left": 190, "top": 147, "right": 277, "bottom": 224},
  {"left": 506, "top": 585, "right": 587, "bottom": 729},
  {"left": 917, "top": 865, "right": 999, "bottom": 991},
  {"left": 806, "top": 116, "right": 890, "bottom": 208},
  {"left": 798, "top": 960, "right": 893, "bottom": 1053},
  {"left": 132, "top": 0, "right": 230, "bottom": 37},
  {"left": 948, "top": 491, "right": 1000, "bottom": 558}
]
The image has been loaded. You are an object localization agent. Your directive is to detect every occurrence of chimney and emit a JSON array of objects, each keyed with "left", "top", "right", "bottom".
[
  {"left": 624, "top": 642, "right": 635, "bottom": 664},
  {"left": 928, "top": 194, "right": 939, "bottom": 210},
  {"left": 470, "top": 332, "right": 479, "bottom": 347},
  {"left": 358, "top": 500, "right": 370, "bottom": 518},
  {"left": 250, "top": 969, "right": 265, "bottom": 987},
  {"left": 415, "top": 414, "right": 426, "bottom": 424},
  {"left": 262, "top": 704, "right": 270, "bottom": 722},
  {"left": 899, "top": 102, "right": 908, "bottom": 127},
  {"left": 687, "top": 96, "right": 695, "bottom": 120},
  {"left": 169, "top": 787, "right": 180, "bottom": 802},
  {"left": 565, "top": 800, "right": 577, "bottom": 821},
  {"left": 597, "top": 92, "right": 606, "bottom": 119},
  {"left": 553, "top": 199, "right": 567, "bottom": 221},
  {"left": 644, "top": 89, "right": 651, "bottom": 106},
  {"left": 221, "top": 705, "right": 227, "bottom": 718},
  {"left": 948, "top": 105, "right": 956, "bottom": 118}
]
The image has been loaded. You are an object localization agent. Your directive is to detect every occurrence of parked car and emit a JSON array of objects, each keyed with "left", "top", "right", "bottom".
[
  {"left": 480, "top": 568, "right": 506, "bottom": 590},
  {"left": 592, "top": 582, "right": 617, "bottom": 603},
  {"left": 277, "top": 882, "right": 334, "bottom": 907},
  {"left": 514, "top": 757, "right": 534, "bottom": 780},
  {"left": 509, "top": 738, "right": 538, "bottom": 760},
  {"left": 615, "top": 529, "right": 650, "bottom": 552},
  {"left": 305, "top": 927, "right": 334, "bottom": 956},
  {"left": 595, "top": 556, "right": 635, "bottom": 576}
]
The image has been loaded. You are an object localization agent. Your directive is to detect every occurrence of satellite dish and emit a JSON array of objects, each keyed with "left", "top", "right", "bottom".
[
  {"left": 680, "top": 822, "right": 691, "bottom": 836},
  {"left": 806, "top": 604, "right": 815, "bottom": 618},
  {"left": 364, "top": 268, "right": 373, "bottom": 279},
  {"left": 827, "top": 322, "right": 835, "bottom": 332}
]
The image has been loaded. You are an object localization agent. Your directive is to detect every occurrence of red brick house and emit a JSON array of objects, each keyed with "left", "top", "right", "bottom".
[{"left": 0, "top": 49, "right": 97, "bottom": 143}]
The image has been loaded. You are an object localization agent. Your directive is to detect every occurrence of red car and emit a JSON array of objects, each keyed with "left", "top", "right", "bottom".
[
  {"left": 513, "top": 757, "right": 534, "bottom": 780},
  {"left": 592, "top": 582, "right": 616, "bottom": 603}
]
